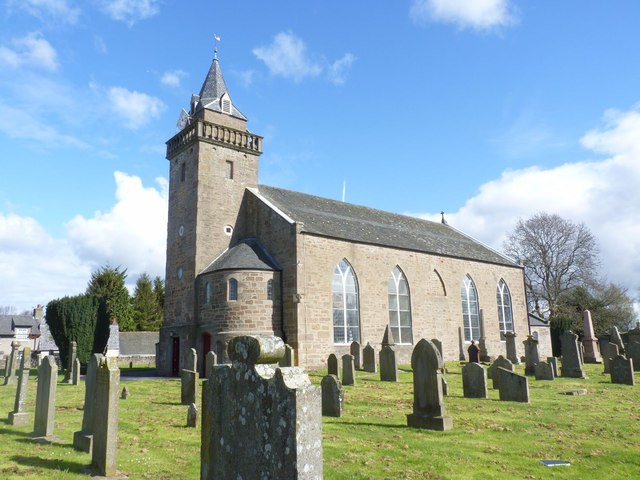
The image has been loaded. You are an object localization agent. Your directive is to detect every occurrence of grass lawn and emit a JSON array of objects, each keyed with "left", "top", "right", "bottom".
[{"left": 1, "top": 361, "right": 639, "bottom": 479}]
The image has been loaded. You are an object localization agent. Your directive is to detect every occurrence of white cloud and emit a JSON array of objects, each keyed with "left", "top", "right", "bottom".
[
  {"left": 161, "top": 69, "right": 186, "bottom": 88},
  {"left": 253, "top": 31, "right": 323, "bottom": 82},
  {"left": 412, "top": 104, "right": 640, "bottom": 303},
  {"left": 328, "top": 53, "right": 356, "bottom": 86},
  {"left": 108, "top": 86, "right": 166, "bottom": 130},
  {"left": 410, "top": 0, "right": 517, "bottom": 31},
  {"left": 0, "top": 33, "right": 59, "bottom": 71},
  {"left": 6, "top": 0, "right": 81, "bottom": 25},
  {"left": 98, "top": 0, "right": 160, "bottom": 25}
]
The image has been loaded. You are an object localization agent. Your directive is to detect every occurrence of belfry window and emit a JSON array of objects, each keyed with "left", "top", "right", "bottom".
[
  {"left": 267, "top": 279, "right": 274, "bottom": 301},
  {"left": 461, "top": 275, "right": 480, "bottom": 342},
  {"left": 388, "top": 266, "right": 412, "bottom": 344},
  {"left": 225, "top": 160, "right": 234, "bottom": 179},
  {"left": 497, "top": 279, "right": 514, "bottom": 340},
  {"left": 180, "top": 162, "right": 186, "bottom": 182},
  {"left": 332, "top": 259, "right": 360, "bottom": 344}
]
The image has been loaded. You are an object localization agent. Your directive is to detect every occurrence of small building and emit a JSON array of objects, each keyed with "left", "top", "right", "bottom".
[
  {"left": 118, "top": 331, "right": 159, "bottom": 368},
  {"left": 528, "top": 312, "right": 552, "bottom": 359},
  {"left": 0, "top": 305, "right": 42, "bottom": 355}
]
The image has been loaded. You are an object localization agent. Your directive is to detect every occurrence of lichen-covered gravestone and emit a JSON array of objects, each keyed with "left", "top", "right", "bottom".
[
  {"left": 610, "top": 355, "right": 634, "bottom": 386},
  {"left": 462, "top": 362, "right": 488, "bottom": 399},
  {"left": 406, "top": 339, "right": 452, "bottom": 431},
  {"left": 321, "top": 374, "right": 344, "bottom": 417},
  {"left": 73, "top": 353, "right": 102, "bottom": 453},
  {"left": 534, "top": 361, "right": 555, "bottom": 381},
  {"left": 489, "top": 355, "right": 513, "bottom": 390},
  {"left": 350, "top": 341, "right": 361, "bottom": 370},
  {"left": 341, "top": 354, "right": 355, "bottom": 386},
  {"left": 91, "top": 357, "right": 120, "bottom": 477},
  {"left": 9, "top": 346, "right": 31, "bottom": 426},
  {"left": 279, "top": 344, "right": 295, "bottom": 367},
  {"left": 201, "top": 335, "right": 322, "bottom": 480},
  {"left": 4, "top": 341, "right": 20, "bottom": 386},
  {"left": 379, "top": 346, "right": 398, "bottom": 382},
  {"left": 327, "top": 353, "right": 339, "bottom": 380},
  {"left": 181, "top": 348, "right": 198, "bottom": 405},
  {"left": 498, "top": 368, "right": 529, "bottom": 403},
  {"left": 362, "top": 343, "right": 376, "bottom": 373},
  {"left": 33, "top": 355, "right": 58, "bottom": 440},
  {"left": 560, "top": 331, "right": 585, "bottom": 378},
  {"left": 603, "top": 343, "right": 619, "bottom": 374}
]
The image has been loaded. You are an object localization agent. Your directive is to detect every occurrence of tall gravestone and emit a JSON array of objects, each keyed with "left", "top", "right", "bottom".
[
  {"left": 560, "top": 331, "right": 585, "bottom": 378},
  {"left": 72, "top": 358, "right": 81, "bottom": 385},
  {"left": 4, "top": 341, "right": 20, "bottom": 386},
  {"left": 9, "top": 346, "right": 31, "bottom": 426},
  {"left": 625, "top": 341, "right": 640, "bottom": 372},
  {"left": 489, "top": 355, "right": 513, "bottom": 390},
  {"left": 350, "top": 341, "right": 361, "bottom": 370},
  {"left": 498, "top": 368, "right": 529, "bottom": 403},
  {"left": 457, "top": 326, "right": 466, "bottom": 361},
  {"left": 341, "top": 354, "right": 355, "bottom": 386},
  {"left": 603, "top": 343, "right": 619, "bottom": 374},
  {"left": 379, "top": 346, "right": 398, "bottom": 382},
  {"left": 181, "top": 348, "right": 198, "bottom": 405},
  {"left": 582, "top": 310, "right": 602, "bottom": 363},
  {"left": 64, "top": 340, "right": 77, "bottom": 384},
  {"left": 523, "top": 336, "right": 540, "bottom": 375},
  {"left": 321, "top": 374, "right": 344, "bottom": 417},
  {"left": 610, "top": 355, "right": 634, "bottom": 386},
  {"left": 406, "top": 339, "right": 452, "bottom": 431},
  {"left": 610, "top": 326, "right": 625, "bottom": 354},
  {"left": 478, "top": 310, "right": 491, "bottom": 362},
  {"left": 327, "top": 353, "right": 339, "bottom": 380},
  {"left": 362, "top": 343, "right": 376, "bottom": 373},
  {"left": 91, "top": 357, "right": 120, "bottom": 477},
  {"left": 279, "top": 344, "right": 295, "bottom": 367},
  {"left": 504, "top": 332, "right": 519, "bottom": 364},
  {"left": 201, "top": 335, "right": 322, "bottom": 480},
  {"left": 33, "top": 355, "right": 58, "bottom": 439},
  {"left": 462, "top": 362, "right": 488, "bottom": 399},
  {"left": 73, "top": 353, "right": 103, "bottom": 453}
]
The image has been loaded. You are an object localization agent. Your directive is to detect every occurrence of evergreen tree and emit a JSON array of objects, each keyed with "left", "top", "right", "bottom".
[
  {"left": 86, "top": 265, "right": 134, "bottom": 331},
  {"left": 132, "top": 273, "right": 161, "bottom": 330},
  {"left": 153, "top": 275, "right": 165, "bottom": 325}
]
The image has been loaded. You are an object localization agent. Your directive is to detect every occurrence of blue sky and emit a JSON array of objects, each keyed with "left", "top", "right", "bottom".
[{"left": 1, "top": 0, "right": 639, "bottom": 313}]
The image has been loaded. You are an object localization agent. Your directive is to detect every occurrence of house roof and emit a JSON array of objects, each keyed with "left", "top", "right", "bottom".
[
  {"left": 195, "top": 52, "right": 247, "bottom": 120},
  {"left": 201, "top": 237, "right": 281, "bottom": 275},
  {"left": 0, "top": 314, "right": 38, "bottom": 336},
  {"left": 528, "top": 312, "right": 550, "bottom": 327},
  {"left": 252, "top": 185, "right": 519, "bottom": 268}
]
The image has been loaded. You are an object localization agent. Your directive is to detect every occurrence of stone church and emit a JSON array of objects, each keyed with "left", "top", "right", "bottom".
[{"left": 156, "top": 51, "right": 529, "bottom": 376}]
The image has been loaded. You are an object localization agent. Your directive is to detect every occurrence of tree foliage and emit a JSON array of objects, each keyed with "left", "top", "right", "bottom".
[
  {"left": 132, "top": 274, "right": 163, "bottom": 331},
  {"left": 45, "top": 294, "right": 110, "bottom": 367},
  {"left": 86, "top": 265, "right": 134, "bottom": 331}
]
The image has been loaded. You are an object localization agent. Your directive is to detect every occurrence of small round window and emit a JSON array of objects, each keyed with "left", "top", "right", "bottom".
[
  {"left": 224, "top": 225, "right": 233, "bottom": 236},
  {"left": 177, "top": 267, "right": 184, "bottom": 280},
  {"left": 178, "top": 225, "right": 184, "bottom": 237}
]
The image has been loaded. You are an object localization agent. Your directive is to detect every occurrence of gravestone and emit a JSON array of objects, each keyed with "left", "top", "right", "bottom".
[
  {"left": 350, "top": 341, "right": 361, "bottom": 370},
  {"left": 4, "top": 341, "right": 20, "bottom": 385},
  {"left": 547, "top": 357, "right": 558, "bottom": 377},
  {"left": 457, "top": 326, "right": 466, "bottom": 361},
  {"left": 181, "top": 368, "right": 198, "bottom": 405},
  {"left": 462, "top": 362, "right": 488, "bottom": 399},
  {"left": 504, "top": 332, "right": 520, "bottom": 364},
  {"left": 431, "top": 338, "right": 443, "bottom": 359},
  {"left": 628, "top": 323, "right": 640, "bottom": 345},
  {"left": 91, "top": 357, "right": 120, "bottom": 477},
  {"left": 498, "top": 368, "right": 529, "bottom": 402},
  {"left": 523, "top": 335, "right": 540, "bottom": 375},
  {"left": 321, "top": 374, "right": 344, "bottom": 417},
  {"left": 9, "top": 346, "right": 31, "bottom": 426},
  {"left": 610, "top": 355, "right": 634, "bottom": 386},
  {"left": 560, "top": 331, "right": 585, "bottom": 378},
  {"left": 33, "top": 355, "right": 58, "bottom": 440},
  {"left": 201, "top": 335, "right": 322, "bottom": 479},
  {"left": 72, "top": 358, "right": 81, "bottom": 385},
  {"left": 489, "top": 356, "right": 513, "bottom": 390},
  {"left": 120, "top": 386, "right": 129, "bottom": 399},
  {"left": 582, "top": 310, "right": 602, "bottom": 363},
  {"left": 279, "top": 344, "right": 295, "bottom": 367},
  {"left": 64, "top": 340, "right": 77, "bottom": 384},
  {"left": 379, "top": 346, "right": 398, "bottom": 382},
  {"left": 362, "top": 343, "right": 376, "bottom": 373},
  {"left": 467, "top": 341, "right": 480, "bottom": 363},
  {"left": 187, "top": 403, "right": 198, "bottom": 427},
  {"left": 603, "top": 343, "right": 619, "bottom": 374},
  {"left": 327, "top": 353, "right": 339, "bottom": 380},
  {"left": 341, "top": 354, "right": 355, "bottom": 386},
  {"left": 381, "top": 325, "right": 396, "bottom": 347},
  {"left": 610, "top": 326, "right": 625, "bottom": 354},
  {"left": 625, "top": 341, "right": 640, "bottom": 372},
  {"left": 73, "top": 353, "right": 102, "bottom": 453},
  {"left": 206, "top": 351, "right": 217, "bottom": 374},
  {"left": 186, "top": 348, "right": 197, "bottom": 372},
  {"left": 534, "top": 361, "right": 555, "bottom": 381},
  {"left": 406, "top": 339, "right": 452, "bottom": 431},
  {"left": 478, "top": 310, "right": 491, "bottom": 362}
]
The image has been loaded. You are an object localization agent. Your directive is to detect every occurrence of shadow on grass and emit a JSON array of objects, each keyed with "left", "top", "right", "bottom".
[
  {"left": 0, "top": 427, "right": 33, "bottom": 437},
  {"left": 11, "top": 455, "right": 85, "bottom": 474},
  {"left": 331, "top": 420, "right": 406, "bottom": 429},
  {"left": 151, "top": 401, "right": 182, "bottom": 406},
  {"left": 15, "top": 437, "right": 73, "bottom": 449}
]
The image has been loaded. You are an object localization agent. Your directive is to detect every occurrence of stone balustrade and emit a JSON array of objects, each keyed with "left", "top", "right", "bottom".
[{"left": 166, "top": 120, "right": 262, "bottom": 157}]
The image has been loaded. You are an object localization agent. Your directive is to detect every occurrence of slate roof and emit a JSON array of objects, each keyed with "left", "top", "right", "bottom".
[
  {"left": 196, "top": 53, "right": 247, "bottom": 120},
  {"left": 528, "top": 312, "right": 550, "bottom": 327},
  {"left": 253, "top": 185, "right": 519, "bottom": 268},
  {"left": 0, "top": 314, "right": 38, "bottom": 336},
  {"left": 201, "top": 237, "right": 281, "bottom": 275}
]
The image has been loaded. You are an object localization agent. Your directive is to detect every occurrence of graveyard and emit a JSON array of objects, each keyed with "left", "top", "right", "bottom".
[{"left": 1, "top": 356, "right": 640, "bottom": 479}]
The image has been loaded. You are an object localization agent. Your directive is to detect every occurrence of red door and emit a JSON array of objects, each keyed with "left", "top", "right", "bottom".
[
  {"left": 171, "top": 336, "right": 180, "bottom": 377},
  {"left": 202, "top": 333, "right": 211, "bottom": 377}
]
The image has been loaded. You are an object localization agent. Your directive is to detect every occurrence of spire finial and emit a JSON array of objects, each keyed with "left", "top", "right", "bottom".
[
  {"left": 213, "top": 34, "right": 221, "bottom": 59},
  {"left": 441, "top": 211, "right": 448, "bottom": 225}
]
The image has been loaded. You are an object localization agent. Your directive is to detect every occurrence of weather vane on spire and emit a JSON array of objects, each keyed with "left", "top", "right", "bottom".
[{"left": 213, "top": 34, "right": 221, "bottom": 58}]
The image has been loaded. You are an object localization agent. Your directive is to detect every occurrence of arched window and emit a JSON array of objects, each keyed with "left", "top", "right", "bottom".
[
  {"left": 228, "top": 278, "right": 238, "bottom": 301},
  {"left": 332, "top": 259, "right": 360, "bottom": 344},
  {"left": 205, "top": 281, "right": 212, "bottom": 304},
  {"left": 497, "top": 279, "right": 514, "bottom": 340},
  {"left": 388, "top": 266, "right": 412, "bottom": 344},
  {"left": 461, "top": 275, "right": 480, "bottom": 342},
  {"left": 267, "top": 279, "right": 273, "bottom": 301}
]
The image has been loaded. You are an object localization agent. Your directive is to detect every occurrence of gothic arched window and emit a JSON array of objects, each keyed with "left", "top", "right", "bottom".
[
  {"left": 228, "top": 278, "right": 238, "bottom": 301},
  {"left": 497, "top": 279, "right": 514, "bottom": 340},
  {"left": 388, "top": 266, "right": 412, "bottom": 344},
  {"left": 461, "top": 275, "right": 480, "bottom": 342},
  {"left": 332, "top": 259, "right": 360, "bottom": 344},
  {"left": 267, "top": 279, "right": 273, "bottom": 301},
  {"left": 205, "top": 281, "right": 212, "bottom": 304}
]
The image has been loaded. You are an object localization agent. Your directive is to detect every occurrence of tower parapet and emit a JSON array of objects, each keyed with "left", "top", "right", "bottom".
[{"left": 166, "top": 120, "right": 262, "bottom": 159}]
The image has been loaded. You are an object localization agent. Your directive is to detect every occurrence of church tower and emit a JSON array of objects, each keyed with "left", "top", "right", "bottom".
[{"left": 158, "top": 49, "right": 263, "bottom": 376}]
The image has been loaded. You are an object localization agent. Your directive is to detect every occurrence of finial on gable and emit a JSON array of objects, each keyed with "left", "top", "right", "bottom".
[{"left": 441, "top": 211, "right": 448, "bottom": 225}]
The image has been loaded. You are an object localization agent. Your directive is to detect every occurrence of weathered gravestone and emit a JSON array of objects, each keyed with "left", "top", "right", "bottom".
[
  {"left": 72, "top": 358, "right": 81, "bottom": 385},
  {"left": 91, "top": 357, "right": 120, "bottom": 477},
  {"left": 603, "top": 343, "right": 619, "bottom": 374},
  {"left": 547, "top": 357, "right": 558, "bottom": 377},
  {"left": 350, "top": 341, "right": 361, "bottom": 370},
  {"left": 625, "top": 341, "right": 640, "bottom": 372},
  {"left": 9, "top": 346, "right": 31, "bottom": 426},
  {"left": 523, "top": 335, "right": 540, "bottom": 375},
  {"left": 73, "top": 353, "right": 102, "bottom": 453},
  {"left": 406, "top": 339, "right": 452, "bottom": 431},
  {"left": 610, "top": 326, "right": 625, "bottom": 354},
  {"left": 504, "top": 332, "right": 520, "bottom": 364},
  {"left": 582, "top": 310, "right": 602, "bottom": 363},
  {"left": 120, "top": 386, "right": 129, "bottom": 399},
  {"left": 64, "top": 340, "right": 77, "bottom": 384},
  {"left": 560, "top": 331, "right": 585, "bottom": 378},
  {"left": 201, "top": 335, "right": 322, "bottom": 480},
  {"left": 431, "top": 338, "right": 443, "bottom": 360},
  {"left": 186, "top": 347, "right": 197, "bottom": 371},
  {"left": 321, "top": 374, "right": 344, "bottom": 417},
  {"left": 498, "top": 368, "right": 529, "bottom": 403},
  {"left": 457, "top": 326, "right": 466, "bottom": 361},
  {"left": 628, "top": 323, "right": 640, "bottom": 345},
  {"left": 279, "top": 344, "right": 295, "bottom": 367},
  {"left": 362, "top": 343, "right": 376, "bottom": 373},
  {"left": 381, "top": 325, "right": 396, "bottom": 348},
  {"left": 478, "top": 311, "right": 492, "bottom": 362},
  {"left": 206, "top": 351, "right": 217, "bottom": 373},
  {"left": 181, "top": 348, "right": 198, "bottom": 405},
  {"left": 33, "top": 355, "right": 58, "bottom": 440},
  {"left": 187, "top": 402, "right": 198, "bottom": 427},
  {"left": 610, "top": 355, "right": 634, "bottom": 386},
  {"left": 462, "top": 362, "right": 488, "bottom": 399},
  {"left": 379, "top": 346, "right": 398, "bottom": 382},
  {"left": 327, "top": 353, "right": 339, "bottom": 380},
  {"left": 467, "top": 341, "right": 480, "bottom": 363},
  {"left": 4, "top": 341, "right": 21, "bottom": 386},
  {"left": 534, "top": 361, "right": 555, "bottom": 381},
  {"left": 489, "top": 355, "right": 513, "bottom": 390},
  {"left": 342, "top": 354, "right": 355, "bottom": 386}
]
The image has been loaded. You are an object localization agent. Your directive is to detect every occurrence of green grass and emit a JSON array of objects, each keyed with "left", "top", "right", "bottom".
[{"left": 1, "top": 362, "right": 639, "bottom": 479}]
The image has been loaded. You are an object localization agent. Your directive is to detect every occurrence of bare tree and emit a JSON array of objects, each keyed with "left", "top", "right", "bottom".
[{"left": 503, "top": 212, "right": 599, "bottom": 319}]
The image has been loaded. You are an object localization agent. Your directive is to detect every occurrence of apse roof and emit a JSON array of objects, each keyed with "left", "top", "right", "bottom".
[{"left": 201, "top": 237, "right": 280, "bottom": 274}]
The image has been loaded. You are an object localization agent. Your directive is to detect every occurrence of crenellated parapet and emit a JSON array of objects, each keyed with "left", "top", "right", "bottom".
[{"left": 166, "top": 120, "right": 262, "bottom": 158}]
